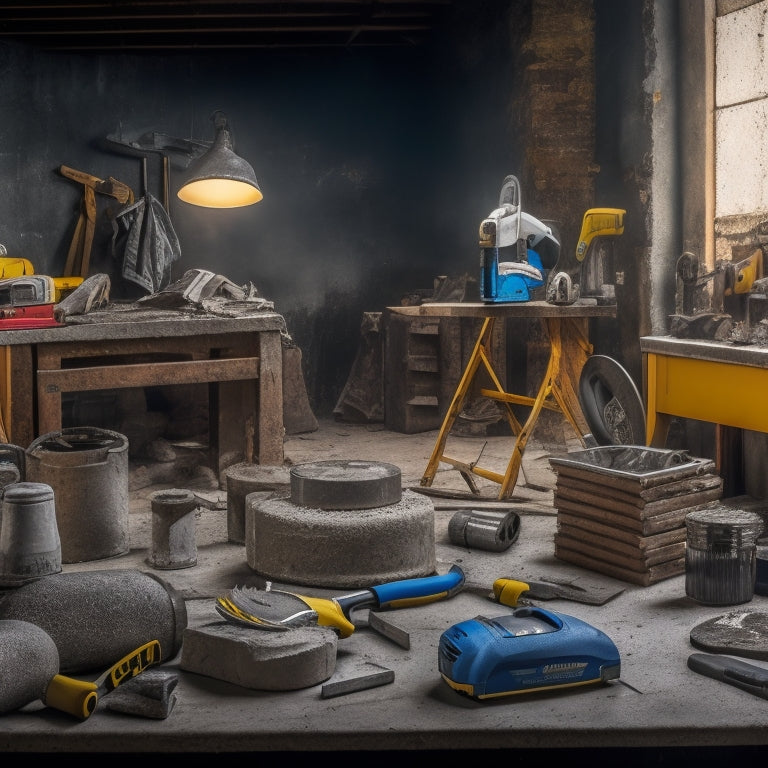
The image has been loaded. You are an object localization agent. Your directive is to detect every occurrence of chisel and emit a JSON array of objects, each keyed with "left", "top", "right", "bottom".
[{"left": 688, "top": 652, "right": 768, "bottom": 700}]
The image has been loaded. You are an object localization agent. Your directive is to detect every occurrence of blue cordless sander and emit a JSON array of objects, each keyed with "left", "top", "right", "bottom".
[{"left": 438, "top": 605, "right": 620, "bottom": 700}]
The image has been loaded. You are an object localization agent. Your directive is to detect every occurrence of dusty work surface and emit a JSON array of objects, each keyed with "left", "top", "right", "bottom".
[{"left": 1, "top": 420, "right": 768, "bottom": 761}]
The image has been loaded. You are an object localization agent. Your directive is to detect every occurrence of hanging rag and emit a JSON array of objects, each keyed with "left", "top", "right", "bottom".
[{"left": 111, "top": 192, "right": 181, "bottom": 294}]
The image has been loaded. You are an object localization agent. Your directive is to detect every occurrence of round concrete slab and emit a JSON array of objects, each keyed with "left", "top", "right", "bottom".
[
  {"left": 290, "top": 459, "right": 401, "bottom": 510},
  {"left": 246, "top": 488, "right": 436, "bottom": 588}
]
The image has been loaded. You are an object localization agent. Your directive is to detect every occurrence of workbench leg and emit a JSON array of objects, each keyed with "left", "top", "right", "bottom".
[
  {"left": 256, "top": 329, "right": 285, "bottom": 465},
  {"left": 2, "top": 344, "right": 35, "bottom": 446},
  {"left": 647, "top": 413, "right": 671, "bottom": 448},
  {"left": 420, "top": 317, "right": 495, "bottom": 488},
  {"left": 643, "top": 352, "right": 669, "bottom": 447},
  {"left": 37, "top": 378, "right": 64, "bottom": 438}
]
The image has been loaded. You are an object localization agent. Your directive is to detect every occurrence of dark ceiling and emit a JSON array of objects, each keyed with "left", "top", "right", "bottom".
[{"left": 0, "top": 1, "right": 458, "bottom": 52}]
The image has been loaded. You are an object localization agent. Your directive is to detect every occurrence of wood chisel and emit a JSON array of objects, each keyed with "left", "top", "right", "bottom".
[{"left": 688, "top": 652, "right": 768, "bottom": 699}]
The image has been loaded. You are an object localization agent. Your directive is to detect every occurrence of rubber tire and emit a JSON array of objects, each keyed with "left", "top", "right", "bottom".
[{"left": 578, "top": 355, "right": 646, "bottom": 446}]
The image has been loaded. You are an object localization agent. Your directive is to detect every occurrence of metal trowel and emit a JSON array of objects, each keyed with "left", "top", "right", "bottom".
[
  {"left": 216, "top": 565, "right": 465, "bottom": 638},
  {"left": 465, "top": 575, "right": 625, "bottom": 607}
]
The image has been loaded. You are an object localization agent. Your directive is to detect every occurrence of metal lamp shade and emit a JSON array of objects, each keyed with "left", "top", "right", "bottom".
[{"left": 177, "top": 113, "right": 262, "bottom": 208}]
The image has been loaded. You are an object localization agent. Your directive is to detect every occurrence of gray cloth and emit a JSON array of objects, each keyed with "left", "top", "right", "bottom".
[{"left": 111, "top": 194, "right": 181, "bottom": 294}]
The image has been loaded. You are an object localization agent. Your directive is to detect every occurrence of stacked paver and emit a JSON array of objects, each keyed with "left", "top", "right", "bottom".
[{"left": 549, "top": 446, "right": 723, "bottom": 586}]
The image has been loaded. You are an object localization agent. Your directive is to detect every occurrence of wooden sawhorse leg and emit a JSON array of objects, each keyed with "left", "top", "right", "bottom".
[{"left": 420, "top": 315, "right": 593, "bottom": 500}]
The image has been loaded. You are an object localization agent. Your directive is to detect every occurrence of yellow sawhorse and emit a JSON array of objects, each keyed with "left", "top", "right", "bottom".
[{"left": 386, "top": 301, "right": 617, "bottom": 500}]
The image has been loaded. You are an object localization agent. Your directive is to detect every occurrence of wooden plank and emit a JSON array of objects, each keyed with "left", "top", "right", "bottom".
[
  {"left": 554, "top": 481, "right": 723, "bottom": 518},
  {"left": 386, "top": 301, "right": 617, "bottom": 320},
  {"left": 556, "top": 511, "right": 687, "bottom": 549},
  {"left": 556, "top": 524, "right": 685, "bottom": 565},
  {"left": 553, "top": 496, "right": 694, "bottom": 535},
  {"left": 36, "top": 332, "right": 254, "bottom": 364},
  {"left": 553, "top": 472, "right": 723, "bottom": 508},
  {"left": 554, "top": 539, "right": 685, "bottom": 586},
  {"left": 37, "top": 357, "right": 260, "bottom": 392}
]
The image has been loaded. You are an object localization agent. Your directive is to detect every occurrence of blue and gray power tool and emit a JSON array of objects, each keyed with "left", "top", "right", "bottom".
[
  {"left": 438, "top": 605, "right": 620, "bottom": 700},
  {"left": 479, "top": 175, "right": 560, "bottom": 303}
]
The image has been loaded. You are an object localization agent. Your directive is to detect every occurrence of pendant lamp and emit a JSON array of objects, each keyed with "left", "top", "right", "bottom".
[{"left": 177, "top": 111, "right": 262, "bottom": 208}]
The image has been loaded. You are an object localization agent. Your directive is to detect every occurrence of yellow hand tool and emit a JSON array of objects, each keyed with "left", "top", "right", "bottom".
[{"left": 43, "top": 639, "right": 161, "bottom": 720}]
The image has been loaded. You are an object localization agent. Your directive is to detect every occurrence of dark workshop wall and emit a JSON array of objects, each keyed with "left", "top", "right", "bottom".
[
  {"left": 0, "top": 0, "right": 530, "bottom": 416},
  {"left": 0, "top": 0, "right": 654, "bottom": 421},
  {"left": 592, "top": 0, "right": 651, "bottom": 384}
]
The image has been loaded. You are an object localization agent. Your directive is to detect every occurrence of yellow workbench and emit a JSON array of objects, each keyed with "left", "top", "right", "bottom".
[
  {"left": 386, "top": 301, "right": 617, "bottom": 499},
  {"left": 641, "top": 335, "right": 768, "bottom": 446}
]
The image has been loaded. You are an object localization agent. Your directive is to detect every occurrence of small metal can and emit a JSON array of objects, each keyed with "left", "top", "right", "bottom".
[{"left": 685, "top": 505, "right": 763, "bottom": 606}]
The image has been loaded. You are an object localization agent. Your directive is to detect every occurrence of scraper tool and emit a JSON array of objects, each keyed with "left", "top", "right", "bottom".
[
  {"left": 216, "top": 565, "right": 465, "bottom": 638},
  {"left": 44, "top": 639, "right": 161, "bottom": 720}
]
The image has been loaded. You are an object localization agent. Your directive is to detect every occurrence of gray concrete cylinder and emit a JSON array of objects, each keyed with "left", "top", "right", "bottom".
[
  {"left": 224, "top": 462, "right": 290, "bottom": 544},
  {"left": 0, "top": 569, "right": 187, "bottom": 675},
  {"left": 25, "top": 427, "right": 129, "bottom": 563},
  {"left": 148, "top": 488, "right": 198, "bottom": 570},
  {"left": 0, "top": 482, "right": 61, "bottom": 587},
  {"left": 246, "top": 488, "right": 436, "bottom": 588},
  {"left": 0, "top": 619, "right": 59, "bottom": 713}
]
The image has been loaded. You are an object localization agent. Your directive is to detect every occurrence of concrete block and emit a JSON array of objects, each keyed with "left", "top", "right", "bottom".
[
  {"left": 105, "top": 668, "right": 178, "bottom": 719},
  {"left": 180, "top": 620, "right": 337, "bottom": 691}
]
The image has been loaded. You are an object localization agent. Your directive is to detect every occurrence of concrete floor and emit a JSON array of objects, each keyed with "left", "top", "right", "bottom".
[{"left": 2, "top": 419, "right": 768, "bottom": 761}]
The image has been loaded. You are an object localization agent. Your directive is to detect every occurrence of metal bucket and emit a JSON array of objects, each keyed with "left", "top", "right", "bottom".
[{"left": 25, "top": 427, "right": 129, "bottom": 563}]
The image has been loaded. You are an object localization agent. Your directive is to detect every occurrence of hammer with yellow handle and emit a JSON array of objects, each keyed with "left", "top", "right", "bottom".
[{"left": 43, "top": 639, "right": 161, "bottom": 720}]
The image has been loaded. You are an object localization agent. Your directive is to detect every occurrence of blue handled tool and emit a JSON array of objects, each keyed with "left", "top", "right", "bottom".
[
  {"left": 438, "top": 605, "right": 620, "bottom": 700},
  {"left": 217, "top": 564, "right": 465, "bottom": 638}
]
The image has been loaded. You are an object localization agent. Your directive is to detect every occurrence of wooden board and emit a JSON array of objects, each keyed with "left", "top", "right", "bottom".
[
  {"left": 556, "top": 511, "right": 687, "bottom": 550},
  {"left": 552, "top": 472, "right": 723, "bottom": 508},
  {"left": 554, "top": 530, "right": 685, "bottom": 569},
  {"left": 556, "top": 524, "right": 686, "bottom": 566},
  {"left": 554, "top": 540, "right": 685, "bottom": 586},
  {"left": 553, "top": 495, "right": 705, "bottom": 535},
  {"left": 554, "top": 479, "right": 723, "bottom": 518}
]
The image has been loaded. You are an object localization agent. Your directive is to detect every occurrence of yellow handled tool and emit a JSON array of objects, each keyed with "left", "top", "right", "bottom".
[
  {"left": 43, "top": 639, "right": 161, "bottom": 720},
  {"left": 492, "top": 578, "right": 531, "bottom": 607},
  {"left": 575, "top": 208, "right": 625, "bottom": 261}
]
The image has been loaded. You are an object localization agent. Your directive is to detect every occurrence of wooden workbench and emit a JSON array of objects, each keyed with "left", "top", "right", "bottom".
[
  {"left": 641, "top": 334, "right": 768, "bottom": 447},
  {"left": 0, "top": 305, "right": 286, "bottom": 472},
  {"left": 386, "top": 300, "right": 617, "bottom": 499}
]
